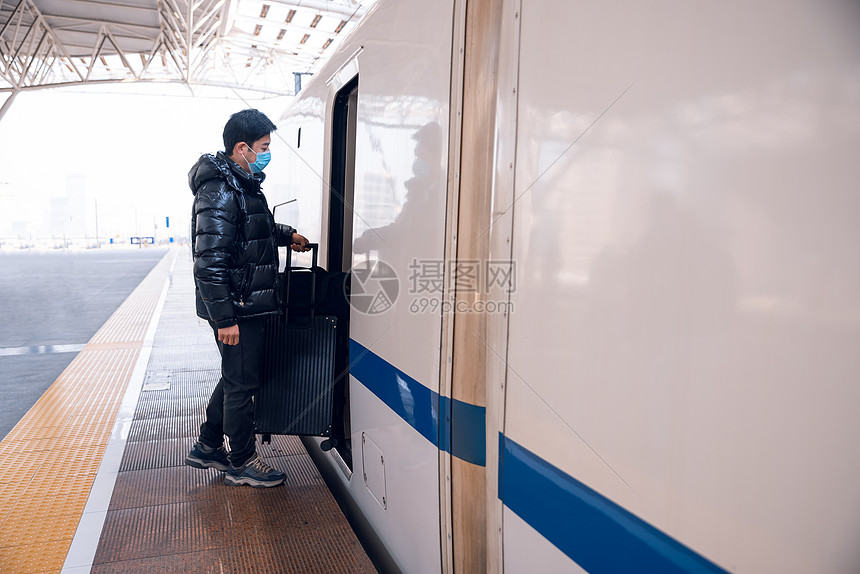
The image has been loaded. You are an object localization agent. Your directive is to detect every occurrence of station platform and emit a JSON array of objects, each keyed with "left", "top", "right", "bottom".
[{"left": 0, "top": 247, "right": 376, "bottom": 574}]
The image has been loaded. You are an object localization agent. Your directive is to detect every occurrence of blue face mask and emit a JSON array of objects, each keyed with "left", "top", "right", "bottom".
[{"left": 243, "top": 146, "right": 271, "bottom": 173}]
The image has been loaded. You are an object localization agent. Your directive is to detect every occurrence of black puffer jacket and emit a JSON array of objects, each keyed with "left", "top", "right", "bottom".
[{"left": 189, "top": 151, "right": 296, "bottom": 328}]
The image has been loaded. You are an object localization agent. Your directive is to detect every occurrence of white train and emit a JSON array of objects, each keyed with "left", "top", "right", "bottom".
[{"left": 262, "top": 0, "right": 860, "bottom": 572}]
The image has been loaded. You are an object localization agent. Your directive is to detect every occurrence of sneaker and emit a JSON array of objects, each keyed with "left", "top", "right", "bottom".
[
  {"left": 224, "top": 454, "right": 286, "bottom": 488},
  {"left": 185, "top": 442, "right": 230, "bottom": 471}
]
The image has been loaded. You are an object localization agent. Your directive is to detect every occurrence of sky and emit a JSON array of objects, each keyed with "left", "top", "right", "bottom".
[{"left": 0, "top": 85, "right": 290, "bottom": 244}]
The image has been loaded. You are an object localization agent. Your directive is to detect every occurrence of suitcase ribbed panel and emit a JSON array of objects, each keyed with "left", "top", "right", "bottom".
[{"left": 256, "top": 315, "right": 337, "bottom": 436}]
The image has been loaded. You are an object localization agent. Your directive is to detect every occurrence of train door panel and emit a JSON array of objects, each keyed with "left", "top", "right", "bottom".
[
  {"left": 504, "top": 1, "right": 860, "bottom": 573},
  {"left": 336, "top": 0, "right": 456, "bottom": 570}
]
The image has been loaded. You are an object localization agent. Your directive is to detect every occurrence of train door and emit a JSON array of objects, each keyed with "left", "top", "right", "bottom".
[{"left": 324, "top": 76, "right": 359, "bottom": 469}]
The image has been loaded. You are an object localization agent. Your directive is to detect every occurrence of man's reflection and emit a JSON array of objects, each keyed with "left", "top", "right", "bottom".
[{"left": 353, "top": 122, "right": 443, "bottom": 263}]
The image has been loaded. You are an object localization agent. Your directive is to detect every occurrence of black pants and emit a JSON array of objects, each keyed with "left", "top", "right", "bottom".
[{"left": 198, "top": 316, "right": 266, "bottom": 467}]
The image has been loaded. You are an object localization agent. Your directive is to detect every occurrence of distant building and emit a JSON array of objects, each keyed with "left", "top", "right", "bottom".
[
  {"left": 66, "top": 174, "right": 89, "bottom": 237},
  {"left": 50, "top": 175, "right": 90, "bottom": 240},
  {"left": 50, "top": 196, "right": 71, "bottom": 237}
]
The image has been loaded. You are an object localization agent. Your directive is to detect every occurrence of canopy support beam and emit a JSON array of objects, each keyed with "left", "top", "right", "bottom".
[{"left": 0, "top": 89, "right": 19, "bottom": 122}]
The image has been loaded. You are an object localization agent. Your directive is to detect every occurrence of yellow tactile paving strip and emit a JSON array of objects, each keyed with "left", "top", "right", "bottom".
[{"left": 0, "top": 250, "right": 172, "bottom": 574}]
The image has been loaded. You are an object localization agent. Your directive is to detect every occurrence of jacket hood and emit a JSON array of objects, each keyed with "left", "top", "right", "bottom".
[{"left": 188, "top": 151, "right": 265, "bottom": 195}]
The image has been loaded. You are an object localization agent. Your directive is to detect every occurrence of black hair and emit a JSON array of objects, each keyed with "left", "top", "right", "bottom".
[{"left": 222, "top": 109, "right": 277, "bottom": 155}]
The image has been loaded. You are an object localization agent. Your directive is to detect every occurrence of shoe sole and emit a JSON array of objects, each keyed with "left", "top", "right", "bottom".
[
  {"left": 224, "top": 474, "right": 285, "bottom": 488},
  {"left": 185, "top": 455, "right": 229, "bottom": 472}
]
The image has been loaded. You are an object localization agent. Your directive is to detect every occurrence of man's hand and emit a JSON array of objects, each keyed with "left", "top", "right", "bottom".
[
  {"left": 291, "top": 232, "right": 311, "bottom": 252},
  {"left": 218, "top": 324, "right": 240, "bottom": 346}
]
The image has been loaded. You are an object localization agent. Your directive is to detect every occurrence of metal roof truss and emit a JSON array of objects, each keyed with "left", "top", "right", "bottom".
[{"left": 0, "top": 0, "right": 369, "bottom": 118}]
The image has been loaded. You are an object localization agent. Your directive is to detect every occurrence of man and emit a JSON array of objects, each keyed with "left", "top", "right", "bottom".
[{"left": 185, "top": 109, "right": 309, "bottom": 488}]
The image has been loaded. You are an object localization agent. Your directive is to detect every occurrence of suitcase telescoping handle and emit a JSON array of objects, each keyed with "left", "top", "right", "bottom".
[
  {"left": 284, "top": 241, "right": 318, "bottom": 268},
  {"left": 282, "top": 242, "right": 319, "bottom": 324}
]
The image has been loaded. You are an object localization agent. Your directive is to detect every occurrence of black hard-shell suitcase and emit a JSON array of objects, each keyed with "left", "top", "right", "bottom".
[{"left": 255, "top": 244, "right": 348, "bottom": 436}]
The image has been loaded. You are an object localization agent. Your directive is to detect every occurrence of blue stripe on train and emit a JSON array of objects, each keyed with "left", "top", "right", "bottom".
[
  {"left": 499, "top": 434, "right": 730, "bottom": 574},
  {"left": 348, "top": 338, "right": 486, "bottom": 466},
  {"left": 348, "top": 338, "right": 727, "bottom": 573}
]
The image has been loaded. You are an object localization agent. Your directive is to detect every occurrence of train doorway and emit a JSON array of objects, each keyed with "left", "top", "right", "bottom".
[{"left": 325, "top": 76, "right": 358, "bottom": 470}]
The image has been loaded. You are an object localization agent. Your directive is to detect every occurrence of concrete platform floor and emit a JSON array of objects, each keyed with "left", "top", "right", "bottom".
[
  {"left": 90, "top": 247, "right": 376, "bottom": 572},
  {"left": 0, "top": 246, "right": 376, "bottom": 573}
]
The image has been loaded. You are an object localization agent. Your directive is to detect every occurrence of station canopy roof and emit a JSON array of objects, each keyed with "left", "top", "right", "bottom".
[{"left": 0, "top": 0, "right": 373, "bottom": 104}]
